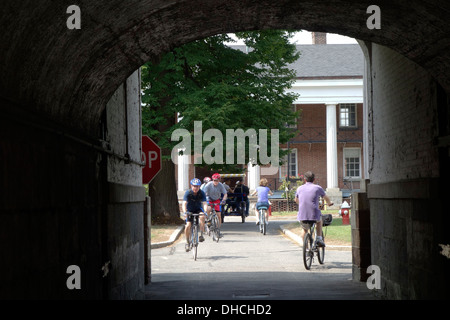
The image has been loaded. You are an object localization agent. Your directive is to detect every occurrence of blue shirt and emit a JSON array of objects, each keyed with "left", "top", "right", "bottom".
[
  {"left": 183, "top": 189, "right": 206, "bottom": 212},
  {"left": 256, "top": 186, "right": 270, "bottom": 203}
]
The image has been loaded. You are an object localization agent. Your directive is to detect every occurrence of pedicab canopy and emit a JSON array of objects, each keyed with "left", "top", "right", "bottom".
[{"left": 220, "top": 174, "right": 246, "bottom": 178}]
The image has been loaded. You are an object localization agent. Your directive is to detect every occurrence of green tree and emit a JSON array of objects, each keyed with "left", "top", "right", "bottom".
[{"left": 142, "top": 30, "right": 300, "bottom": 224}]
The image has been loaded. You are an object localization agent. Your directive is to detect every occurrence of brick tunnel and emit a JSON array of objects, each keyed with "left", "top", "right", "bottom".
[{"left": 1, "top": 0, "right": 449, "bottom": 299}]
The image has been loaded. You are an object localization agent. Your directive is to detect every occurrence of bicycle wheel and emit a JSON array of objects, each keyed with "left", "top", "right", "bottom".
[
  {"left": 192, "top": 224, "right": 198, "bottom": 261},
  {"left": 259, "top": 210, "right": 263, "bottom": 233},
  {"left": 262, "top": 209, "right": 266, "bottom": 235},
  {"left": 206, "top": 218, "right": 211, "bottom": 236},
  {"left": 240, "top": 202, "right": 246, "bottom": 223},
  {"left": 317, "top": 231, "right": 325, "bottom": 264},
  {"left": 303, "top": 233, "right": 313, "bottom": 270},
  {"left": 213, "top": 215, "right": 220, "bottom": 243}
]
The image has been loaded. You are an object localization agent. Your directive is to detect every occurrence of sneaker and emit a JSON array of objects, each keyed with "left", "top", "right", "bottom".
[
  {"left": 199, "top": 235, "right": 205, "bottom": 242},
  {"left": 316, "top": 238, "right": 325, "bottom": 247},
  {"left": 185, "top": 243, "right": 190, "bottom": 252}
]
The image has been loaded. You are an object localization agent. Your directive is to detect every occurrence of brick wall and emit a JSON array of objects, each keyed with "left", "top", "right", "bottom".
[
  {"left": 370, "top": 45, "right": 439, "bottom": 183},
  {"left": 262, "top": 103, "right": 364, "bottom": 191},
  {"left": 367, "top": 43, "right": 447, "bottom": 299},
  {"left": 269, "top": 199, "right": 299, "bottom": 212}
]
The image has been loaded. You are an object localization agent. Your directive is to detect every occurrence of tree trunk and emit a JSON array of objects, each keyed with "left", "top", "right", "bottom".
[
  {"left": 149, "top": 152, "right": 182, "bottom": 225},
  {"left": 148, "top": 104, "right": 183, "bottom": 225}
]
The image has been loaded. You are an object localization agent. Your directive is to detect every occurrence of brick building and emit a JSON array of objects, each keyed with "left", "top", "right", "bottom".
[
  {"left": 258, "top": 33, "right": 365, "bottom": 205},
  {"left": 176, "top": 33, "right": 365, "bottom": 205}
]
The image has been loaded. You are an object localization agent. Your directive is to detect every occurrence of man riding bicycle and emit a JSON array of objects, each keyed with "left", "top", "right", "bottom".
[
  {"left": 203, "top": 173, "right": 228, "bottom": 232},
  {"left": 183, "top": 178, "right": 207, "bottom": 252},
  {"left": 295, "top": 171, "right": 334, "bottom": 247}
]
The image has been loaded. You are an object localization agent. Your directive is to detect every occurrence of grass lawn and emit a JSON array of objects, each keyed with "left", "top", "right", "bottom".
[
  {"left": 274, "top": 210, "right": 352, "bottom": 246},
  {"left": 151, "top": 210, "right": 352, "bottom": 246}
]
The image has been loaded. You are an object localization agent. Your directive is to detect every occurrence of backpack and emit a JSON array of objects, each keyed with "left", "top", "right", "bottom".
[{"left": 322, "top": 214, "right": 333, "bottom": 226}]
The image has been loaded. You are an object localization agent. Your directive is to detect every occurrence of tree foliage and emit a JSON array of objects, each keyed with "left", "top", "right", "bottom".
[{"left": 141, "top": 30, "right": 300, "bottom": 172}]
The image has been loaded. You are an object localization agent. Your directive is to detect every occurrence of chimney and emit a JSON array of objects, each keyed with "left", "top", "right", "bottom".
[{"left": 312, "top": 32, "right": 327, "bottom": 44}]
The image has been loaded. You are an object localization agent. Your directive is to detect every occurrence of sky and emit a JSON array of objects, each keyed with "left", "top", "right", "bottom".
[
  {"left": 290, "top": 31, "right": 357, "bottom": 44},
  {"left": 228, "top": 31, "right": 357, "bottom": 45}
]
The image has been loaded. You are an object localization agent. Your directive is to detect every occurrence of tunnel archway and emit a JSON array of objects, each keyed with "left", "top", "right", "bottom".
[
  {"left": 1, "top": 1, "right": 449, "bottom": 299},
  {"left": 2, "top": 1, "right": 450, "bottom": 134}
]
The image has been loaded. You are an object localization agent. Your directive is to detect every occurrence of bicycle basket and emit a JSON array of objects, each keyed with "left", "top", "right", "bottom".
[{"left": 322, "top": 214, "right": 333, "bottom": 226}]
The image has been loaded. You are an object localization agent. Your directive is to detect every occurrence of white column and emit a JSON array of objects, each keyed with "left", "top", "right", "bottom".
[
  {"left": 326, "top": 104, "right": 338, "bottom": 189},
  {"left": 362, "top": 57, "right": 370, "bottom": 187},
  {"left": 177, "top": 150, "right": 189, "bottom": 192},
  {"left": 247, "top": 163, "right": 260, "bottom": 192}
]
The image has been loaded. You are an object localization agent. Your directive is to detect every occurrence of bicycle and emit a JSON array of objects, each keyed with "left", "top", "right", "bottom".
[
  {"left": 257, "top": 205, "right": 268, "bottom": 235},
  {"left": 302, "top": 214, "right": 332, "bottom": 270},
  {"left": 206, "top": 207, "right": 221, "bottom": 242},
  {"left": 187, "top": 212, "right": 201, "bottom": 260}
]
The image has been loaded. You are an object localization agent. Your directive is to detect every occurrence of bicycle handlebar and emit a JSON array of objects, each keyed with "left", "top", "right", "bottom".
[{"left": 186, "top": 212, "right": 201, "bottom": 216}]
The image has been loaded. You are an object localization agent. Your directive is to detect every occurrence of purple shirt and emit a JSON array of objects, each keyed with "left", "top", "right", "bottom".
[{"left": 295, "top": 182, "right": 326, "bottom": 221}]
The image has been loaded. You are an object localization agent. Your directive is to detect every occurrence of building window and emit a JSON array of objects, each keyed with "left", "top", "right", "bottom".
[
  {"left": 280, "top": 149, "right": 297, "bottom": 179},
  {"left": 285, "top": 105, "right": 298, "bottom": 129},
  {"left": 343, "top": 148, "right": 361, "bottom": 179},
  {"left": 339, "top": 104, "right": 357, "bottom": 128}
]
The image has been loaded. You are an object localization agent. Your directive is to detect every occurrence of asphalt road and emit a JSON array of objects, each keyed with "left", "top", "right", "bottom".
[{"left": 145, "top": 216, "right": 376, "bottom": 300}]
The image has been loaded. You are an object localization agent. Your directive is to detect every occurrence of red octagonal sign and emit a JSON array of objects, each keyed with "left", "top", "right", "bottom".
[{"left": 141, "top": 135, "right": 162, "bottom": 184}]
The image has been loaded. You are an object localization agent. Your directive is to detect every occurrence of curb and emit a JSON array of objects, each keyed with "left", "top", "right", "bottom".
[
  {"left": 151, "top": 224, "right": 351, "bottom": 249},
  {"left": 151, "top": 225, "right": 185, "bottom": 249},
  {"left": 279, "top": 224, "right": 352, "bottom": 249},
  {"left": 279, "top": 224, "right": 304, "bottom": 245}
]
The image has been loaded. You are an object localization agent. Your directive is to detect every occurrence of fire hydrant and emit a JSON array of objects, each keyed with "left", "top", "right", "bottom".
[{"left": 340, "top": 201, "right": 351, "bottom": 225}]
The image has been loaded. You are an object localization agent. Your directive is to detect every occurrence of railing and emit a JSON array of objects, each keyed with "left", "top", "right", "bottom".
[{"left": 291, "top": 127, "right": 363, "bottom": 143}]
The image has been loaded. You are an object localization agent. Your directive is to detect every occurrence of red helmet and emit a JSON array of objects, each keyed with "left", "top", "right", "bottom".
[
  {"left": 203, "top": 177, "right": 211, "bottom": 183},
  {"left": 211, "top": 173, "right": 221, "bottom": 180}
]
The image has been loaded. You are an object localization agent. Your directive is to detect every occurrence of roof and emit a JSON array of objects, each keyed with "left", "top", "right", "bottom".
[
  {"left": 290, "top": 44, "right": 364, "bottom": 78},
  {"left": 228, "top": 43, "right": 364, "bottom": 78}
]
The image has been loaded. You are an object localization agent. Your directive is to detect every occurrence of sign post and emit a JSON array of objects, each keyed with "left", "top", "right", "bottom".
[{"left": 141, "top": 135, "right": 162, "bottom": 184}]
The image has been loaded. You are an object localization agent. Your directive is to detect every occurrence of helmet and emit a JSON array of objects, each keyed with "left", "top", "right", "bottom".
[
  {"left": 203, "top": 177, "right": 211, "bottom": 183},
  {"left": 211, "top": 173, "right": 221, "bottom": 180},
  {"left": 190, "top": 178, "right": 201, "bottom": 186}
]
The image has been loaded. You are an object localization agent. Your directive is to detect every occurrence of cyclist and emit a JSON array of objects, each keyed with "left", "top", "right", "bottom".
[
  {"left": 250, "top": 178, "right": 273, "bottom": 225},
  {"left": 183, "top": 178, "right": 207, "bottom": 252},
  {"left": 203, "top": 173, "right": 228, "bottom": 231},
  {"left": 200, "top": 177, "right": 211, "bottom": 191},
  {"left": 294, "top": 171, "right": 333, "bottom": 247},
  {"left": 234, "top": 180, "right": 250, "bottom": 216}
]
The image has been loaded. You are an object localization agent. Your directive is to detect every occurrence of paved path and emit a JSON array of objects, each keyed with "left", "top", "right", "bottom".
[{"left": 146, "top": 216, "right": 376, "bottom": 300}]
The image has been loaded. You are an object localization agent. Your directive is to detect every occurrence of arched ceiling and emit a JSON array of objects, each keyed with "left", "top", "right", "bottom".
[{"left": 1, "top": 0, "right": 449, "bottom": 133}]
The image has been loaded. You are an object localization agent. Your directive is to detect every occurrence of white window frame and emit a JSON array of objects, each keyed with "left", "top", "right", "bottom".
[
  {"left": 339, "top": 103, "right": 357, "bottom": 128},
  {"left": 343, "top": 147, "right": 361, "bottom": 180},
  {"left": 279, "top": 148, "right": 298, "bottom": 179},
  {"left": 285, "top": 104, "right": 298, "bottom": 129}
]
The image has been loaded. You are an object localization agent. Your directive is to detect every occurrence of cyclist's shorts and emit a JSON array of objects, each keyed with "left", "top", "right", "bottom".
[
  {"left": 185, "top": 209, "right": 204, "bottom": 223},
  {"left": 256, "top": 201, "right": 270, "bottom": 210},
  {"left": 208, "top": 199, "right": 221, "bottom": 212},
  {"left": 300, "top": 220, "right": 317, "bottom": 230}
]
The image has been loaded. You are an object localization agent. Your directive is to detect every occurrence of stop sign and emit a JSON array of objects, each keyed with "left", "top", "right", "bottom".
[{"left": 141, "top": 135, "right": 162, "bottom": 184}]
